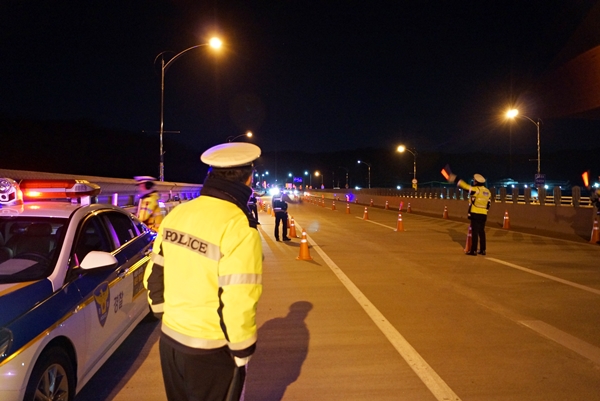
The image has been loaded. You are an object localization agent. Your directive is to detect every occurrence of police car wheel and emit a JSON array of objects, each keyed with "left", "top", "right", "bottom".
[{"left": 24, "top": 347, "right": 75, "bottom": 401}]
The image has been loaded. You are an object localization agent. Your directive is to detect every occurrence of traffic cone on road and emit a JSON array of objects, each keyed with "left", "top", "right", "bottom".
[
  {"left": 370, "top": 199, "right": 374, "bottom": 206},
  {"left": 289, "top": 217, "right": 298, "bottom": 238},
  {"left": 296, "top": 231, "right": 313, "bottom": 261},
  {"left": 443, "top": 205, "right": 449, "bottom": 219},
  {"left": 332, "top": 201, "right": 336, "bottom": 211},
  {"left": 346, "top": 203, "right": 351, "bottom": 214},
  {"left": 363, "top": 207, "right": 369, "bottom": 220},
  {"left": 395, "top": 212, "right": 405, "bottom": 232},
  {"left": 407, "top": 203, "right": 412, "bottom": 213},
  {"left": 590, "top": 218, "right": 600, "bottom": 244},
  {"left": 464, "top": 225, "right": 473, "bottom": 253},
  {"left": 385, "top": 200, "right": 389, "bottom": 210},
  {"left": 502, "top": 210, "right": 510, "bottom": 229}
]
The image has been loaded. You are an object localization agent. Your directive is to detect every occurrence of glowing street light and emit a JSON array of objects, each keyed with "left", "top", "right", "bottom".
[
  {"left": 397, "top": 145, "right": 417, "bottom": 189},
  {"left": 506, "top": 108, "right": 541, "bottom": 175},
  {"left": 155, "top": 37, "right": 222, "bottom": 181},
  {"left": 357, "top": 160, "right": 371, "bottom": 189},
  {"left": 315, "top": 171, "right": 323, "bottom": 188},
  {"left": 227, "top": 131, "right": 253, "bottom": 142}
]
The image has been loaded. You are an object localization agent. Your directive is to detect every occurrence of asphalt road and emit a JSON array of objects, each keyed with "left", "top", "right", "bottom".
[{"left": 76, "top": 200, "right": 600, "bottom": 401}]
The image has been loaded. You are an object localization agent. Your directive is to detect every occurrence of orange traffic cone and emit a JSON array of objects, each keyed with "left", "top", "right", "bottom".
[
  {"left": 385, "top": 200, "right": 389, "bottom": 210},
  {"left": 321, "top": 196, "right": 325, "bottom": 207},
  {"left": 346, "top": 203, "right": 351, "bottom": 214},
  {"left": 399, "top": 202, "right": 403, "bottom": 212},
  {"left": 407, "top": 203, "right": 412, "bottom": 213},
  {"left": 363, "top": 207, "right": 369, "bottom": 220},
  {"left": 502, "top": 210, "right": 510, "bottom": 229},
  {"left": 395, "top": 212, "right": 404, "bottom": 232},
  {"left": 590, "top": 218, "right": 600, "bottom": 244},
  {"left": 464, "top": 225, "right": 473, "bottom": 253},
  {"left": 289, "top": 217, "right": 298, "bottom": 238},
  {"left": 297, "top": 231, "right": 313, "bottom": 260},
  {"left": 332, "top": 201, "right": 336, "bottom": 211},
  {"left": 370, "top": 199, "right": 374, "bottom": 206},
  {"left": 443, "top": 205, "right": 448, "bottom": 219}
]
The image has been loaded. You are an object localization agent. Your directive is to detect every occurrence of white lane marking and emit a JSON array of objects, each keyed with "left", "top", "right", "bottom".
[
  {"left": 298, "top": 225, "right": 461, "bottom": 401},
  {"left": 519, "top": 320, "right": 600, "bottom": 365},
  {"left": 486, "top": 257, "right": 600, "bottom": 296},
  {"left": 354, "top": 216, "right": 396, "bottom": 230}
]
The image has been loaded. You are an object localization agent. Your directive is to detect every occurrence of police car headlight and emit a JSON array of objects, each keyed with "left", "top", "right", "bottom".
[{"left": 0, "top": 328, "right": 13, "bottom": 359}]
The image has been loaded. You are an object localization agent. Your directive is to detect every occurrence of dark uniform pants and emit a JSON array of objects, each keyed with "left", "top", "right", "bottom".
[
  {"left": 469, "top": 214, "right": 487, "bottom": 253},
  {"left": 274, "top": 211, "right": 288, "bottom": 240},
  {"left": 159, "top": 338, "right": 240, "bottom": 401}
]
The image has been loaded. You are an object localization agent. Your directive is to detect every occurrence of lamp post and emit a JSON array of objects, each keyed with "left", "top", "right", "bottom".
[
  {"left": 357, "top": 160, "right": 371, "bottom": 188},
  {"left": 315, "top": 171, "right": 323, "bottom": 188},
  {"left": 506, "top": 109, "right": 541, "bottom": 175},
  {"left": 397, "top": 145, "right": 417, "bottom": 189},
  {"left": 338, "top": 166, "right": 349, "bottom": 188},
  {"left": 227, "top": 131, "right": 253, "bottom": 142},
  {"left": 155, "top": 37, "right": 222, "bottom": 181}
]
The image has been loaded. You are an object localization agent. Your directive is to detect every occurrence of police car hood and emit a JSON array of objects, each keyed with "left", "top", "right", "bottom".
[{"left": 0, "top": 280, "right": 53, "bottom": 327}]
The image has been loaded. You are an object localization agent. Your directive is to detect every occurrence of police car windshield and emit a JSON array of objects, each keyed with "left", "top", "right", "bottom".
[{"left": 0, "top": 217, "right": 67, "bottom": 283}]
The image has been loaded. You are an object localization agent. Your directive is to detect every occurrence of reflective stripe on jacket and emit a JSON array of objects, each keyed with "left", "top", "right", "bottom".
[
  {"left": 457, "top": 180, "right": 491, "bottom": 215},
  {"left": 143, "top": 195, "right": 263, "bottom": 353}
]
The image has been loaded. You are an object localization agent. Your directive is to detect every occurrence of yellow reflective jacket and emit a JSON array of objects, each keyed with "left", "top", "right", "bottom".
[
  {"left": 457, "top": 180, "right": 491, "bottom": 216},
  {"left": 137, "top": 192, "right": 163, "bottom": 231},
  {"left": 143, "top": 195, "right": 263, "bottom": 355}
]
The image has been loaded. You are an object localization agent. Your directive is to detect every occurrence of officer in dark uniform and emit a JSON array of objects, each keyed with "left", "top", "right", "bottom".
[
  {"left": 272, "top": 190, "right": 290, "bottom": 241},
  {"left": 248, "top": 190, "right": 259, "bottom": 224}
]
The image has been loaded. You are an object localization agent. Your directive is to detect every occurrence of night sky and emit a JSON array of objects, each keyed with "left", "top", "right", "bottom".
[{"left": 2, "top": 1, "right": 600, "bottom": 168}]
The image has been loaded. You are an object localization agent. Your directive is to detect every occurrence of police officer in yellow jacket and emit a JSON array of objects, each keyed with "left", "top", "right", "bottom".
[
  {"left": 448, "top": 173, "right": 491, "bottom": 255},
  {"left": 143, "top": 143, "right": 263, "bottom": 401},
  {"left": 135, "top": 176, "right": 163, "bottom": 231}
]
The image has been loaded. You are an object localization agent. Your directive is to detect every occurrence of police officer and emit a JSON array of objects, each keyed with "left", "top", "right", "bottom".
[
  {"left": 272, "top": 190, "right": 290, "bottom": 241},
  {"left": 448, "top": 172, "right": 491, "bottom": 255},
  {"left": 143, "top": 143, "right": 263, "bottom": 401},
  {"left": 135, "top": 176, "right": 163, "bottom": 231},
  {"left": 248, "top": 189, "right": 260, "bottom": 224}
]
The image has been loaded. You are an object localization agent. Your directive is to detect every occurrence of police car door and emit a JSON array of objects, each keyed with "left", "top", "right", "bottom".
[{"left": 72, "top": 214, "right": 132, "bottom": 375}]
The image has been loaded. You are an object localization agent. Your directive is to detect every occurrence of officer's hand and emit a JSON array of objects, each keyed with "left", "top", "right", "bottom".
[
  {"left": 234, "top": 356, "right": 251, "bottom": 367},
  {"left": 447, "top": 173, "right": 457, "bottom": 183}
]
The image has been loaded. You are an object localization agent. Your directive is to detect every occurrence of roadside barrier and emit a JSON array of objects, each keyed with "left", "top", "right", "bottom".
[
  {"left": 289, "top": 217, "right": 298, "bottom": 238},
  {"left": 503, "top": 210, "right": 510, "bottom": 229},
  {"left": 590, "top": 218, "right": 599, "bottom": 244},
  {"left": 297, "top": 231, "right": 313, "bottom": 261},
  {"left": 464, "top": 225, "right": 472, "bottom": 253},
  {"left": 395, "top": 212, "right": 404, "bottom": 232}
]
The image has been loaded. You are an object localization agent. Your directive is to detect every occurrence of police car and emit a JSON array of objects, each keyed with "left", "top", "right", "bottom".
[{"left": 0, "top": 177, "right": 154, "bottom": 401}]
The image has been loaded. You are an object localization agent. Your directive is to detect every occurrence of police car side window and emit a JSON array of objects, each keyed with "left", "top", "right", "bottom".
[
  {"left": 103, "top": 212, "right": 138, "bottom": 247},
  {"left": 72, "top": 216, "right": 111, "bottom": 266}
]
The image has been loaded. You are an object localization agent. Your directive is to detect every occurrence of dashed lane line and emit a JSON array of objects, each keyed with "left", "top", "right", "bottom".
[{"left": 298, "top": 224, "right": 462, "bottom": 401}]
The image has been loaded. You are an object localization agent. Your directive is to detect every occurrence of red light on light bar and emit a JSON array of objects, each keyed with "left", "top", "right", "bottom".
[{"left": 20, "top": 179, "right": 101, "bottom": 199}]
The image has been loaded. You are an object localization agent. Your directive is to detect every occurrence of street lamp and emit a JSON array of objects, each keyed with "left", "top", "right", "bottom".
[
  {"left": 357, "top": 160, "right": 371, "bottom": 188},
  {"left": 304, "top": 171, "right": 311, "bottom": 187},
  {"left": 227, "top": 131, "right": 253, "bottom": 142},
  {"left": 315, "top": 171, "right": 323, "bottom": 188},
  {"left": 506, "top": 109, "right": 541, "bottom": 175},
  {"left": 155, "top": 37, "right": 222, "bottom": 181},
  {"left": 397, "top": 145, "right": 417, "bottom": 189}
]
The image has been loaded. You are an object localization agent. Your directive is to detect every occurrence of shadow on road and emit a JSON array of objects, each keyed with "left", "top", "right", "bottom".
[
  {"left": 243, "top": 301, "right": 313, "bottom": 401},
  {"left": 75, "top": 315, "right": 160, "bottom": 401}
]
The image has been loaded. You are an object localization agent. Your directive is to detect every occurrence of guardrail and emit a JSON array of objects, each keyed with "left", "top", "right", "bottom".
[{"left": 0, "top": 168, "right": 202, "bottom": 208}]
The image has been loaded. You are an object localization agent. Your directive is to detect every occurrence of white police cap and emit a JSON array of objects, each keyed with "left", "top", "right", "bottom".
[
  {"left": 473, "top": 174, "right": 486, "bottom": 183},
  {"left": 201, "top": 143, "right": 261, "bottom": 168},
  {"left": 134, "top": 176, "right": 156, "bottom": 184}
]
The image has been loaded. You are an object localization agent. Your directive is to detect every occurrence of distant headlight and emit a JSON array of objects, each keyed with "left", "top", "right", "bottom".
[{"left": 0, "top": 328, "right": 13, "bottom": 359}]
